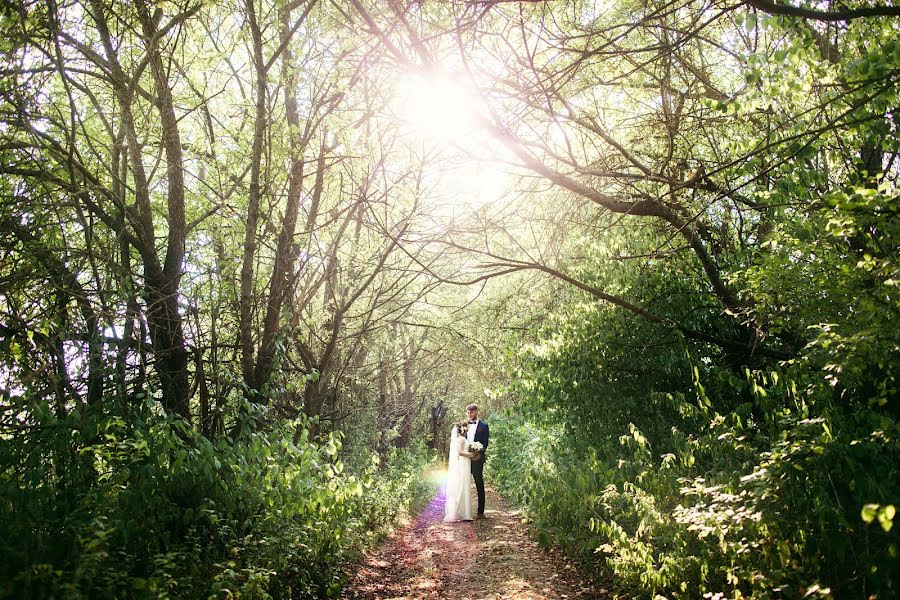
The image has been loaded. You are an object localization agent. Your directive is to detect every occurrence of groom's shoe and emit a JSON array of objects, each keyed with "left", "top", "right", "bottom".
[{"left": 476, "top": 513, "right": 486, "bottom": 520}]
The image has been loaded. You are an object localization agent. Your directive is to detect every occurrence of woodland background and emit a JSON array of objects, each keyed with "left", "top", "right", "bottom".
[{"left": 0, "top": 0, "right": 897, "bottom": 598}]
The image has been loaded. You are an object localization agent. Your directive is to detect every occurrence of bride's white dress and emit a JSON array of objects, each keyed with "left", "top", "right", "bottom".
[{"left": 444, "top": 427, "right": 472, "bottom": 521}]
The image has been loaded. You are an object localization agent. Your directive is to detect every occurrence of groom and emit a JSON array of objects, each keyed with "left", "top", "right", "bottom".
[{"left": 466, "top": 403, "right": 489, "bottom": 518}]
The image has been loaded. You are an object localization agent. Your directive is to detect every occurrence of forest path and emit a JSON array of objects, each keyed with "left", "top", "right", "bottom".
[{"left": 342, "top": 484, "right": 606, "bottom": 599}]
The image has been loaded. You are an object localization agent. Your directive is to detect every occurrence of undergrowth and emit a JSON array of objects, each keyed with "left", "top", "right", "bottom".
[{"left": 0, "top": 403, "right": 435, "bottom": 599}]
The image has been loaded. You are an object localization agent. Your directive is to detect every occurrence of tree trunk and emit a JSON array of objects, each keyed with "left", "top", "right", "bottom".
[
  {"left": 239, "top": 0, "right": 268, "bottom": 391},
  {"left": 91, "top": 0, "right": 191, "bottom": 420}
]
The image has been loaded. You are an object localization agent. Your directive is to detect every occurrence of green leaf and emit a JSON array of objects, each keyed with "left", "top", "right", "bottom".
[
  {"left": 746, "top": 12, "right": 757, "bottom": 31},
  {"left": 861, "top": 503, "right": 878, "bottom": 523},
  {"left": 858, "top": 59, "right": 871, "bottom": 76},
  {"left": 878, "top": 505, "right": 895, "bottom": 532}
]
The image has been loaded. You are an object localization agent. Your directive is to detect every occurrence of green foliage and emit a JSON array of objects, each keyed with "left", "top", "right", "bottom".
[
  {"left": 484, "top": 7, "right": 900, "bottom": 598},
  {"left": 495, "top": 359, "right": 899, "bottom": 598},
  {"left": 0, "top": 403, "right": 435, "bottom": 599},
  {"left": 491, "top": 182, "right": 899, "bottom": 597},
  {"left": 3, "top": 1, "right": 900, "bottom": 599}
]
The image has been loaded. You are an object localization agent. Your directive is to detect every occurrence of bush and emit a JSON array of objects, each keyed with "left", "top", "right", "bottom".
[
  {"left": 490, "top": 183, "right": 899, "bottom": 599},
  {"left": 493, "top": 383, "right": 899, "bottom": 598},
  {"left": 0, "top": 403, "right": 436, "bottom": 599}
]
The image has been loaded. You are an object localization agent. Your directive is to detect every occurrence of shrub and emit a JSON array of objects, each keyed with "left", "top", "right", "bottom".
[{"left": 0, "top": 403, "right": 436, "bottom": 599}]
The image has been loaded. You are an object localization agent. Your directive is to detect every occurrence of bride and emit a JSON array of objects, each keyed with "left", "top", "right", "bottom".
[{"left": 444, "top": 421, "right": 478, "bottom": 521}]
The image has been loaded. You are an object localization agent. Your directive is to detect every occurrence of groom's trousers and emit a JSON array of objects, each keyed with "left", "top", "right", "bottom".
[{"left": 471, "top": 459, "right": 485, "bottom": 514}]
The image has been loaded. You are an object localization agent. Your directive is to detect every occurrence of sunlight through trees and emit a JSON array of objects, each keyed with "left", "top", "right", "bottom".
[{"left": 0, "top": 0, "right": 897, "bottom": 597}]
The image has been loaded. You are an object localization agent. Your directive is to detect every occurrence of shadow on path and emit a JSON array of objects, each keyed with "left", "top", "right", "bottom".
[{"left": 343, "top": 484, "right": 606, "bottom": 599}]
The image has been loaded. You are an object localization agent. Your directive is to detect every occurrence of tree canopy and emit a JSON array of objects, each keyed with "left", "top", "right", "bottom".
[{"left": 0, "top": 0, "right": 897, "bottom": 597}]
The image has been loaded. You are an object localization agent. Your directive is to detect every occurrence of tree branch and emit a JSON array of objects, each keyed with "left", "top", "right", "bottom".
[{"left": 745, "top": 0, "right": 900, "bottom": 22}]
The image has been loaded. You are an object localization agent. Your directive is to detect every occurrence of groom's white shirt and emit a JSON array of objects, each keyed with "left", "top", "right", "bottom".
[{"left": 467, "top": 420, "right": 477, "bottom": 443}]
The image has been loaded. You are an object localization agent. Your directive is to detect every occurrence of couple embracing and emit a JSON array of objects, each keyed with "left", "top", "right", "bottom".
[{"left": 444, "top": 403, "right": 489, "bottom": 522}]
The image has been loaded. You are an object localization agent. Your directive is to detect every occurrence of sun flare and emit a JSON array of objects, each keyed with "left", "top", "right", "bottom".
[
  {"left": 390, "top": 69, "right": 515, "bottom": 213},
  {"left": 395, "top": 70, "right": 483, "bottom": 143}
]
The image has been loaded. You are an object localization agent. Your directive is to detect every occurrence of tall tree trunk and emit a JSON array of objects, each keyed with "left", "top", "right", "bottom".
[
  {"left": 239, "top": 0, "right": 268, "bottom": 391},
  {"left": 375, "top": 357, "right": 389, "bottom": 469},
  {"left": 430, "top": 398, "right": 447, "bottom": 452},
  {"left": 252, "top": 3, "right": 324, "bottom": 390},
  {"left": 91, "top": 0, "right": 191, "bottom": 419}
]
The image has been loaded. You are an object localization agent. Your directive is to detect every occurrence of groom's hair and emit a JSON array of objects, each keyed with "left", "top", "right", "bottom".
[{"left": 466, "top": 403, "right": 478, "bottom": 411}]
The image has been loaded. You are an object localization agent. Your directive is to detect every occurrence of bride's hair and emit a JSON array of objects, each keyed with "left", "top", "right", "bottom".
[{"left": 454, "top": 421, "right": 468, "bottom": 436}]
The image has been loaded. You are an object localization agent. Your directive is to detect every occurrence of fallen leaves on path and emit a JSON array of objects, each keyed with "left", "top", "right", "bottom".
[{"left": 343, "top": 485, "right": 606, "bottom": 599}]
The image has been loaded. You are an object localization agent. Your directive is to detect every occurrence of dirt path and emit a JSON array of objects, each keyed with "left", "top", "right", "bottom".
[{"left": 343, "top": 484, "right": 606, "bottom": 599}]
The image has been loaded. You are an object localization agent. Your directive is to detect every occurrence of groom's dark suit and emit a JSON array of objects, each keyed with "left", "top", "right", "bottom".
[{"left": 470, "top": 420, "right": 489, "bottom": 515}]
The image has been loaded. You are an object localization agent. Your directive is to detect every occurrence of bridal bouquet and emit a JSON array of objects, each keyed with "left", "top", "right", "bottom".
[{"left": 468, "top": 441, "right": 484, "bottom": 454}]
